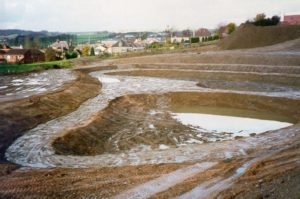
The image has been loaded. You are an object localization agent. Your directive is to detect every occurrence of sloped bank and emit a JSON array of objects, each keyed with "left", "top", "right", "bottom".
[
  {"left": 52, "top": 92, "right": 300, "bottom": 156},
  {"left": 0, "top": 69, "right": 101, "bottom": 162},
  {"left": 219, "top": 24, "right": 300, "bottom": 50}
]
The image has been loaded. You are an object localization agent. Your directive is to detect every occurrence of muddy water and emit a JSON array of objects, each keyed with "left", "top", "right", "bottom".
[{"left": 0, "top": 69, "right": 75, "bottom": 102}]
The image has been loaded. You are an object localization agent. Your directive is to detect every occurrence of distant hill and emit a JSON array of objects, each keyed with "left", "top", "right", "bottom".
[
  {"left": 0, "top": 29, "right": 111, "bottom": 48},
  {"left": 219, "top": 24, "right": 300, "bottom": 50},
  {"left": 0, "top": 29, "right": 61, "bottom": 37}
]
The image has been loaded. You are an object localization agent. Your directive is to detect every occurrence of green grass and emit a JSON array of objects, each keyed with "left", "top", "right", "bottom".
[
  {"left": 0, "top": 60, "right": 73, "bottom": 75},
  {"left": 75, "top": 32, "right": 110, "bottom": 44}
]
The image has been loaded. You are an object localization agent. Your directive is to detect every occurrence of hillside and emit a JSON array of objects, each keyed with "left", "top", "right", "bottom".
[{"left": 219, "top": 24, "right": 300, "bottom": 50}]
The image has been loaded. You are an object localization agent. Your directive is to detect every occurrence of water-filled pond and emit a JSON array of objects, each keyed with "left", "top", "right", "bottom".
[{"left": 171, "top": 105, "right": 294, "bottom": 138}]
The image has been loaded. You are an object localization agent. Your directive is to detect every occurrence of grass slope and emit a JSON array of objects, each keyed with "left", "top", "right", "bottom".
[{"left": 0, "top": 60, "right": 73, "bottom": 75}]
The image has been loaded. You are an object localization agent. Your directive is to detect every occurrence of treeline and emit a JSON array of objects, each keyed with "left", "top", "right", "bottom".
[{"left": 6, "top": 34, "right": 77, "bottom": 49}]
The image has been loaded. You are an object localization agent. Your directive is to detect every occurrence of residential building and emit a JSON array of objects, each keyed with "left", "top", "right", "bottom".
[
  {"left": 284, "top": 14, "right": 300, "bottom": 25},
  {"left": 171, "top": 36, "right": 190, "bottom": 43},
  {"left": 195, "top": 28, "right": 211, "bottom": 41},
  {"left": 94, "top": 44, "right": 108, "bottom": 55},
  {"left": 50, "top": 40, "right": 69, "bottom": 51},
  {"left": 101, "top": 39, "right": 118, "bottom": 48},
  {"left": 0, "top": 50, "right": 6, "bottom": 63},
  {"left": 110, "top": 40, "right": 133, "bottom": 54},
  {"left": 3, "top": 49, "right": 45, "bottom": 64}
]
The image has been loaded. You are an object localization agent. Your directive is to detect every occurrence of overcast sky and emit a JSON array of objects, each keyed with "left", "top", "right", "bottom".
[{"left": 1, "top": 0, "right": 299, "bottom": 32}]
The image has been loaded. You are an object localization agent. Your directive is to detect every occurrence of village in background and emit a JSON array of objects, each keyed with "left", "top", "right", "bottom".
[{"left": 0, "top": 13, "right": 299, "bottom": 65}]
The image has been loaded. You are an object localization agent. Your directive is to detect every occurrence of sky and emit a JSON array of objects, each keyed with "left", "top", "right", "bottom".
[{"left": 1, "top": 0, "right": 300, "bottom": 32}]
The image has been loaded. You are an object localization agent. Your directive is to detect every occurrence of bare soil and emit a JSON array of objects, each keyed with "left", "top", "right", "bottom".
[
  {"left": 219, "top": 24, "right": 300, "bottom": 50},
  {"left": 0, "top": 69, "right": 101, "bottom": 161},
  {"left": 1, "top": 39, "right": 300, "bottom": 198},
  {"left": 53, "top": 92, "right": 300, "bottom": 156}
]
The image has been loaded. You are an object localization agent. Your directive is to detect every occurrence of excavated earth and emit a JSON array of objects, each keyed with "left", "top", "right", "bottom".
[{"left": 1, "top": 40, "right": 300, "bottom": 199}]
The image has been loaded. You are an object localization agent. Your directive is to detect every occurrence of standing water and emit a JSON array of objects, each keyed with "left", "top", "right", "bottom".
[{"left": 171, "top": 105, "right": 294, "bottom": 137}]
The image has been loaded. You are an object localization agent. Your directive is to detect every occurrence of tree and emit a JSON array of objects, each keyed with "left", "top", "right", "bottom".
[
  {"left": 90, "top": 47, "right": 95, "bottom": 56},
  {"left": 226, "top": 23, "right": 236, "bottom": 34},
  {"left": 271, "top": 15, "right": 280, "bottom": 25},
  {"left": 217, "top": 26, "right": 227, "bottom": 39},
  {"left": 45, "top": 48, "right": 57, "bottom": 61},
  {"left": 255, "top": 13, "right": 266, "bottom": 22},
  {"left": 82, "top": 45, "right": 91, "bottom": 56},
  {"left": 141, "top": 32, "right": 148, "bottom": 40},
  {"left": 182, "top": 29, "right": 193, "bottom": 37}
]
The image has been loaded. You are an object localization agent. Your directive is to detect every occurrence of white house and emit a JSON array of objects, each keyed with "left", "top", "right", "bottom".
[
  {"left": 94, "top": 44, "right": 108, "bottom": 55},
  {"left": 110, "top": 40, "right": 133, "bottom": 54}
]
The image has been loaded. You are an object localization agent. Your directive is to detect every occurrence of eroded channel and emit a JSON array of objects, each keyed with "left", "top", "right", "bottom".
[{"left": 5, "top": 70, "right": 300, "bottom": 168}]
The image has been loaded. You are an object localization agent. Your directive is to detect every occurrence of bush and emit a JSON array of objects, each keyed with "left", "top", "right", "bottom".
[
  {"left": 65, "top": 51, "right": 78, "bottom": 59},
  {"left": 252, "top": 14, "right": 281, "bottom": 26},
  {"left": 213, "top": 35, "right": 219, "bottom": 40},
  {"left": 190, "top": 37, "right": 200, "bottom": 43}
]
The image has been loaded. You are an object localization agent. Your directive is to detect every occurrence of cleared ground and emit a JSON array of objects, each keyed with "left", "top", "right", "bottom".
[{"left": 1, "top": 39, "right": 300, "bottom": 198}]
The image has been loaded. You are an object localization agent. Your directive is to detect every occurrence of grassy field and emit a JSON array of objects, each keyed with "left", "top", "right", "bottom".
[
  {"left": 0, "top": 60, "right": 73, "bottom": 75},
  {"left": 75, "top": 32, "right": 110, "bottom": 44}
]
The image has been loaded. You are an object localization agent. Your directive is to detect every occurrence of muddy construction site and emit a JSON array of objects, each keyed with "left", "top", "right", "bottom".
[{"left": 0, "top": 38, "right": 300, "bottom": 199}]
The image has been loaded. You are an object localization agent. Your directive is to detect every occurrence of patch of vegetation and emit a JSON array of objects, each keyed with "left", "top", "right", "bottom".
[
  {"left": 0, "top": 60, "right": 73, "bottom": 75},
  {"left": 65, "top": 51, "right": 78, "bottom": 59},
  {"left": 248, "top": 13, "right": 280, "bottom": 26}
]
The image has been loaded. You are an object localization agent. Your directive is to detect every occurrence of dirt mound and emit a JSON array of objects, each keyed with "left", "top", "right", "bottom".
[
  {"left": 0, "top": 70, "right": 100, "bottom": 161},
  {"left": 219, "top": 24, "right": 300, "bottom": 50}
]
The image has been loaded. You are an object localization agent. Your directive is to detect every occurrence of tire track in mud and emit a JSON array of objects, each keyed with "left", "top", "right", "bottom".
[{"left": 114, "top": 162, "right": 217, "bottom": 199}]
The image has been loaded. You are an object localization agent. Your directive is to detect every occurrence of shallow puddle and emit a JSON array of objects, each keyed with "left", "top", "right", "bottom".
[
  {"left": 171, "top": 106, "right": 294, "bottom": 137},
  {"left": 0, "top": 69, "right": 75, "bottom": 102}
]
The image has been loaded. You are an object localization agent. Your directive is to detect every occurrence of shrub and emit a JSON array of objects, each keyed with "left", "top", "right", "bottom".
[
  {"left": 190, "top": 37, "right": 200, "bottom": 43},
  {"left": 252, "top": 13, "right": 281, "bottom": 26},
  {"left": 65, "top": 51, "right": 78, "bottom": 59}
]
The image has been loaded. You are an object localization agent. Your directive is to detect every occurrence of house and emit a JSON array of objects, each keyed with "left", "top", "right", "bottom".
[
  {"left": 94, "top": 44, "right": 108, "bottom": 55},
  {"left": 283, "top": 14, "right": 300, "bottom": 25},
  {"left": 195, "top": 28, "right": 211, "bottom": 42},
  {"left": 144, "top": 37, "right": 162, "bottom": 45},
  {"left": 3, "top": 49, "right": 45, "bottom": 64},
  {"left": 171, "top": 36, "right": 190, "bottom": 43},
  {"left": 101, "top": 39, "right": 118, "bottom": 48},
  {"left": 0, "top": 50, "right": 6, "bottom": 64},
  {"left": 0, "top": 44, "right": 11, "bottom": 52},
  {"left": 50, "top": 40, "right": 69, "bottom": 51},
  {"left": 123, "top": 34, "right": 136, "bottom": 43},
  {"left": 110, "top": 40, "right": 133, "bottom": 54}
]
